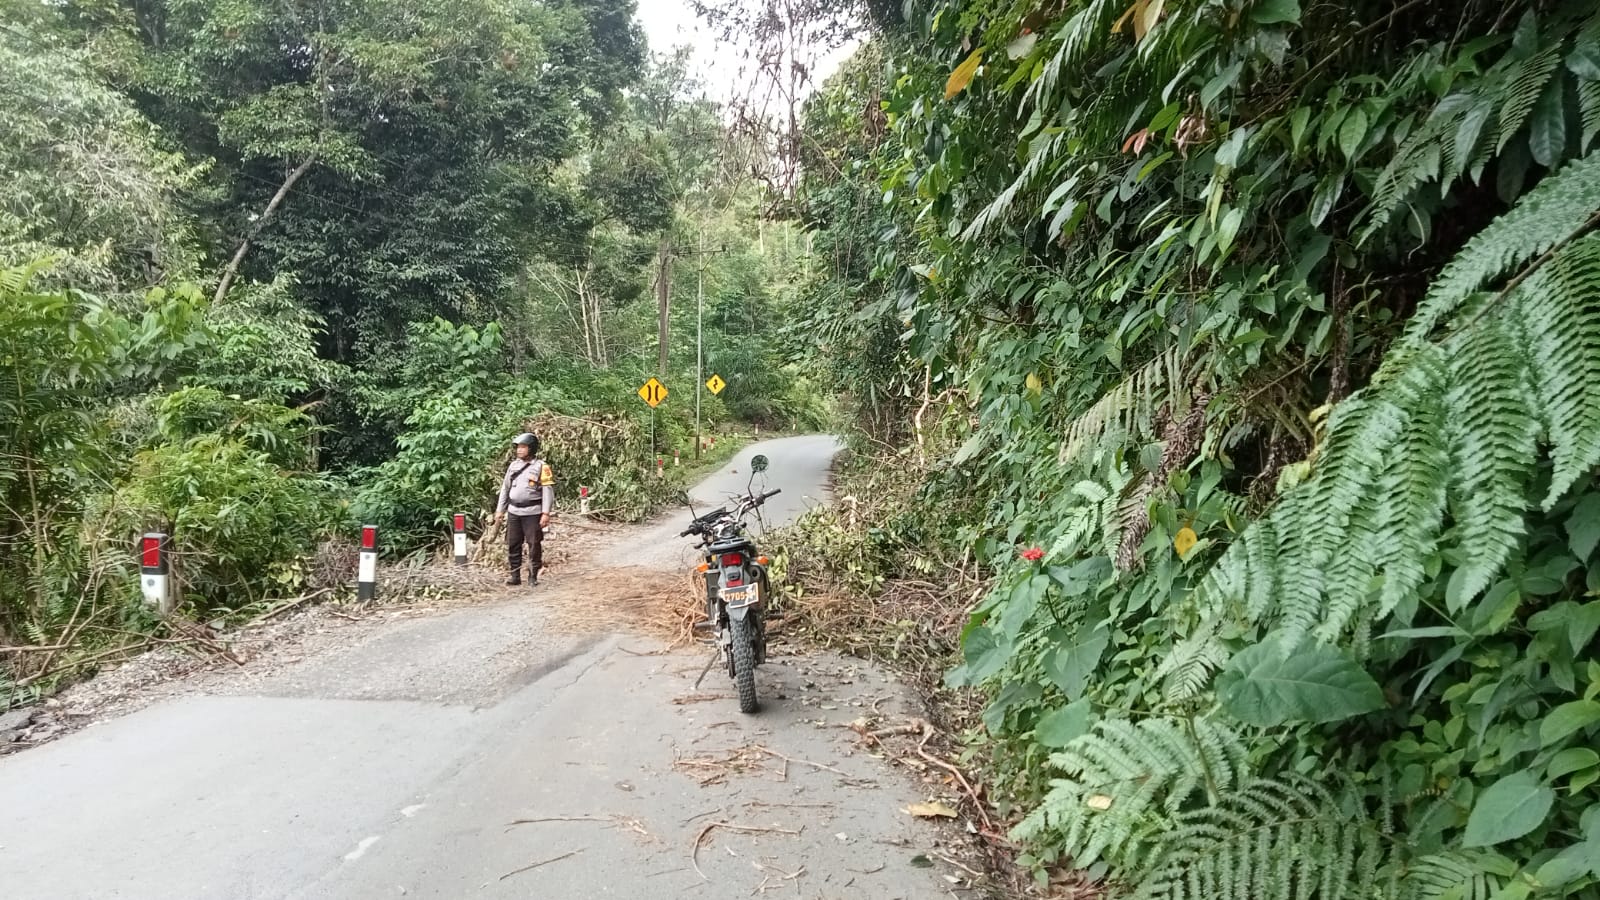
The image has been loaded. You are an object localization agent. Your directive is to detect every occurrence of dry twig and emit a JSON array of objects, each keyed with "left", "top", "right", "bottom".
[{"left": 498, "top": 848, "right": 584, "bottom": 881}]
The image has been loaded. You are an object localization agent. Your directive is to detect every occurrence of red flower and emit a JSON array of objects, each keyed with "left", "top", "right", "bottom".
[{"left": 1021, "top": 547, "right": 1044, "bottom": 562}]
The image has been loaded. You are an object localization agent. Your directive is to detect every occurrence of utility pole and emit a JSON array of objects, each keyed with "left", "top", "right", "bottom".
[{"left": 688, "top": 230, "right": 732, "bottom": 461}]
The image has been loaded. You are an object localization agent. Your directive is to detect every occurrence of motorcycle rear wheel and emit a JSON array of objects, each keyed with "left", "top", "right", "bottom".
[{"left": 729, "top": 616, "right": 759, "bottom": 714}]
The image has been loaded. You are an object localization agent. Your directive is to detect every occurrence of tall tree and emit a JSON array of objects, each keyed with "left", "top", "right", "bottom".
[{"left": 83, "top": 0, "right": 645, "bottom": 357}]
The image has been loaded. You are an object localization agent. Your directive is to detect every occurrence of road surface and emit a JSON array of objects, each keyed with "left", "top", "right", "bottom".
[{"left": 0, "top": 436, "right": 972, "bottom": 899}]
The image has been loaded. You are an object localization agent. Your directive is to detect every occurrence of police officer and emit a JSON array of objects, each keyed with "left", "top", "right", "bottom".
[{"left": 493, "top": 433, "right": 554, "bottom": 586}]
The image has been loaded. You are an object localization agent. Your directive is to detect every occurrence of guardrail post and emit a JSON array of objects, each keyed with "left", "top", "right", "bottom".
[
  {"left": 357, "top": 524, "right": 378, "bottom": 602},
  {"left": 139, "top": 532, "right": 172, "bottom": 614}
]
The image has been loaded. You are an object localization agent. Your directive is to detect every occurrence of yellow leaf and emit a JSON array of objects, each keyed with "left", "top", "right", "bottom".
[
  {"left": 1137, "top": 0, "right": 1165, "bottom": 39},
  {"left": 1086, "top": 794, "right": 1114, "bottom": 811},
  {"left": 1111, "top": 2, "right": 1138, "bottom": 34},
  {"left": 1175, "top": 526, "right": 1198, "bottom": 557},
  {"left": 945, "top": 49, "right": 985, "bottom": 100},
  {"left": 906, "top": 801, "right": 959, "bottom": 819},
  {"left": 1025, "top": 372, "right": 1042, "bottom": 394}
]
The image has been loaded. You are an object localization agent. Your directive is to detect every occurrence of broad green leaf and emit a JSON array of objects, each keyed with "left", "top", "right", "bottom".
[
  {"left": 1540, "top": 700, "right": 1600, "bottom": 747},
  {"left": 1201, "top": 61, "right": 1243, "bottom": 111},
  {"left": 1529, "top": 73, "right": 1568, "bottom": 168},
  {"left": 1339, "top": 106, "right": 1369, "bottom": 161},
  {"left": 1249, "top": 0, "right": 1300, "bottom": 25},
  {"left": 1216, "top": 641, "right": 1385, "bottom": 726},
  {"left": 945, "top": 49, "right": 984, "bottom": 100},
  {"left": 1568, "top": 493, "right": 1600, "bottom": 560},
  {"left": 1036, "top": 699, "right": 1092, "bottom": 747},
  {"left": 999, "top": 574, "right": 1049, "bottom": 640},
  {"left": 1150, "top": 101, "right": 1181, "bottom": 132},
  {"left": 1463, "top": 772, "right": 1555, "bottom": 847},
  {"left": 947, "top": 625, "right": 1010, "bottom": 686},
  {"left": 1569, "top": 603, "right": 1600, "bottom": 654},
  {"left": 1310, "top": 173, "right": 1344, "bottom": 227},
  {"left": 1456, "top": 100, "right": 1493, "bottom": 169},
  {"left": 1568, "top": 43, "right": 1600, "bottom": 81},
  {"left": 952, "top": 431, "right": 986, "bottom": 465},
  {"left": 1289, "top": 107, "right": 1313, "bottom": 154},
  {"left": 1046, "top": 626, "right": 1110, "bottom": 699},
  {"left": 1548, "top": 748, "right": 1599, "bottom": 779},
  {"left": 1216, "top": 207, "right": 1244, "bottom": 257}
]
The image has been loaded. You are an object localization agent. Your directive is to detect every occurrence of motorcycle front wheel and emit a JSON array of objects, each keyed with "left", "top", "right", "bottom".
[{"left": 728, "top": 616, "right": 759, "bottom": 714}]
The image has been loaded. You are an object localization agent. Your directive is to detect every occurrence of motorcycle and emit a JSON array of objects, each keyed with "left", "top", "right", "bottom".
[{"left": 678, "top": 454, "right": 780, "bottom": 714}]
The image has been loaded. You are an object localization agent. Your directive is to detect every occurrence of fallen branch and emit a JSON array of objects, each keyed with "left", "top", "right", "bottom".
[
  {"left": 498, "top": 848, "right": 584, "bottom": 881},
  {"left": 15, "top": 638, "right": 152, "bottom": 687},
  {"left": 508, "top": 816, "right": 613, "bottom": 826},
  {"left": 754, "top": 746, "right": 855, "bottom": 779},
  {"left": 0, "top": 644, "right": 67, "bottom": 655},
  {"left": 911, "top": 719, "right": 996, "bottom": 836},
  {"left": 245, "top": 588, "right": 334, "bottom": 627},
  {"left": 691, "top": 822, "right": 802, "bottom": 881}
]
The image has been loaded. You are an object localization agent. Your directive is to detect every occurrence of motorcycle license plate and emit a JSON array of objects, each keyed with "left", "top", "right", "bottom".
[{"left": 723, "top": 584, "right": 757, "bottom": 609}]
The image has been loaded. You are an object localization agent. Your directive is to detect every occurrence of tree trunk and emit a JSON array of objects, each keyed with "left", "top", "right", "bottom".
[
  {"left": 214, "top": 153, "right": 318, "bottom": 304},
  {"left": 656, "top": 235, "right": 672, "bottom": 377}
]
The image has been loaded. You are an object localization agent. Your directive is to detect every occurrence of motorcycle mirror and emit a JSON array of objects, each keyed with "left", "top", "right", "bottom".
[
  {"left": 676, "top": 490, "right": 692, "bottom": 505},
  {"left": 750, "top": 454, "right": 769, "bottom": 474}
]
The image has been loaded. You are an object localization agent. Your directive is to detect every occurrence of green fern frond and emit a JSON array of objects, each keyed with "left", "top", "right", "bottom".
[
  {"left": 1399, "top": 150, "right": 1600, "bottom": 349},
  {"left": 1363, "top": 345, "right": 1451, "bottom": 618},
  {"left": 1196, "top": 150, "right": 1600, "bottom": 639},
  {"left": 1579, "top": 79, "right": 1600, "bottom": 151},
  {"left": 1013, "top": 717, "right": 1248, "bottom": 869},
  {"left": 1060, "top": 345, "right": 1190, "bottom": 467},
  {"left": 1023, "top": 0, "right": 1121, "bottom": 114},
  {"left": 1509, "top": 234, "right": 1600, "bottom": 505},
  {"left": 963, "top": 132, "right": 1068, "bottom": 241},
  {"left": 1439, "top": 315, "right": 1539, "bottom": 604},
  {"left": 1492, "top": 45, "right": 1563, "bottom": 154},
  {"left": 1128, "top": 777, "right": 1384, "bottom": 900},
  {"left": 1156, "top": 626, "right": 1227, "bottom": 704},
  {"left": 1398, "top": 852, "right": 1505, "bottom": 900}
]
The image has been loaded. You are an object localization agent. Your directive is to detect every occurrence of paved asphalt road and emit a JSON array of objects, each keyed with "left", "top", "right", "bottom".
[{"left": 0, "top": 436, "right": 969, "bottom": 899}]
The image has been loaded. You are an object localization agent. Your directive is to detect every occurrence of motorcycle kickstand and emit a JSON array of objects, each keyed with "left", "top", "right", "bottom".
[{"left": 692, "top": 648, "right": 720, "bottom": 690}]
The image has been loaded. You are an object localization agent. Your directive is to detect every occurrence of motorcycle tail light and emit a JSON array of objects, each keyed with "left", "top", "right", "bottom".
[{"left": 720, "top": 552, "right": 743, "bottom": 567}]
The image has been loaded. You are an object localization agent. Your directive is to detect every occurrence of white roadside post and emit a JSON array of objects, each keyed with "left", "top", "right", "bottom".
[
  {"left": 139, "top": 532, "right": 171, "bottom": 613},
  {"left": 580, "top": 486, "right": 591, "bottom": 516},
  {"left": 674, "top": 449, "right": 680, "bottom": 468},
  {"left": 656, "top": 457, "right": 665, "bottom": 480},
  {"left": 452, "top": 514, "right": 468, "bottom": 566},
  {"left": 357, "top": 524, "right": 378, "bottom": 603}
]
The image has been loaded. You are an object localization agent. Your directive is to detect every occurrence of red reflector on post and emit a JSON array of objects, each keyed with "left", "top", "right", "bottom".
[
  {"left": 141, "top": 537, "right": 161, "bottom": 568},
  {"left": 361, "top": 526, "right": 377, "bottom": 550},
  {"left": 453, "top": 514, "right": 465, "bottom": 532}
]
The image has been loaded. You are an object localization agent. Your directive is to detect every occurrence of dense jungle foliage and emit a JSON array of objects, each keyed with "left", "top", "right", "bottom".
[
  {"left": 783, "top": 0, "right": 1600, "bottom": 896},
  {"left": 1, "top": 0, "right": 823, "bottom": 704}
]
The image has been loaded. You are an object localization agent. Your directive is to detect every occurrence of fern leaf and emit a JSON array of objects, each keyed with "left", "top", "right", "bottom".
[
  {"left": 1013, "top": 717, "right": 1247, "bottom": 869},
  {"left": 1399, "top": 151, "right": 1600, "bottom": 349},
  {"left": 1399, "top": 852, "right": 1505, "bottom": 900},
  {"left": 963, "top": 132, "right": 1066, "bottom": 240},
  {"left": 1493, "top": 45, "right": 1563, "bottom": 155},
  {"left": 1579, "top": 79, "right": 1600, "bottom": 151},
  {"left": 1365, "top": 346, "right": 1451, "bottom": 618},
  {"left": 1157, "top": 626, "right": 1226, "bottom": 703},
  {"left": 1130, "top": 778, "right": 1383, "bottom": 900},
  {"left": 1440, "top": 315, "right": 1538, "bottom": 605},
  {"left": 1510, "top": 234, "right": 1600, "bottom": 505}
]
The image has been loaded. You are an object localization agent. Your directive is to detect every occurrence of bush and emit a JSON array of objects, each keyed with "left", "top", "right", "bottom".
[{"left": 109, "top": 436, "right": 346, "bottom": 613}]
